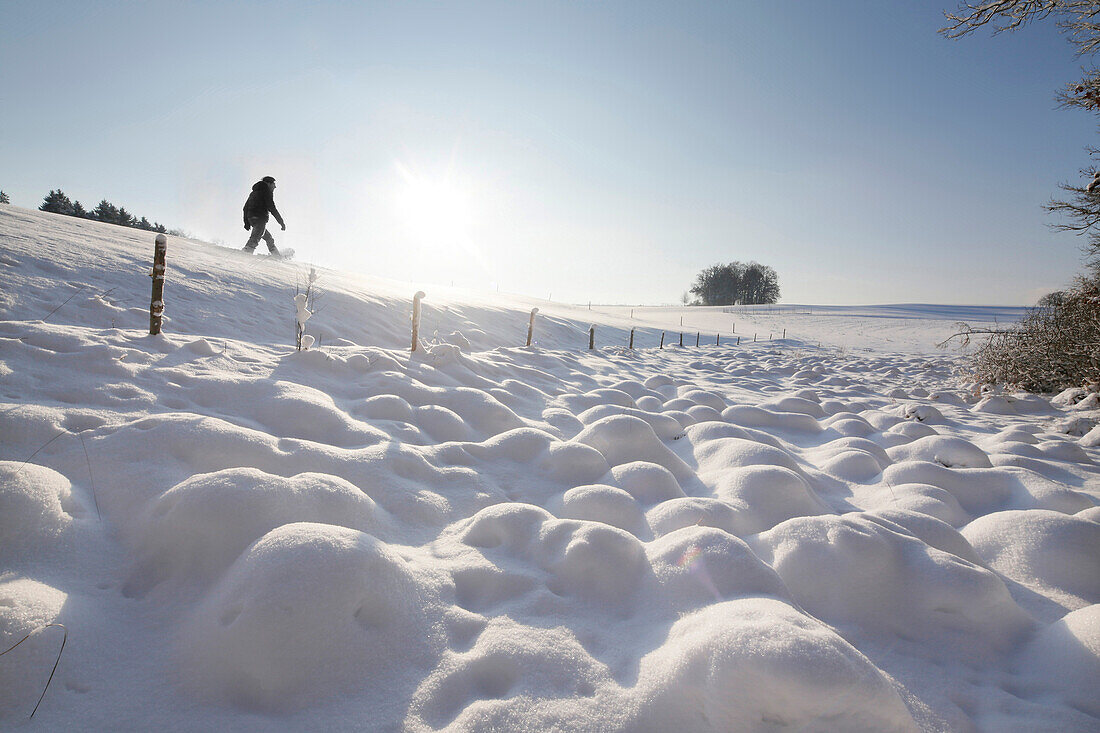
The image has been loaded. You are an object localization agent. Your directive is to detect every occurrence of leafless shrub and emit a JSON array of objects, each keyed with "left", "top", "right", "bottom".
[{"left": 942, "top": 274, "right": 1100, "bottom": 392}]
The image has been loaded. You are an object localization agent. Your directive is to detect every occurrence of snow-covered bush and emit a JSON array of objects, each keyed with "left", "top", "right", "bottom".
[{"left": 293, "top": 267, "right": 320, "bottom": 350}]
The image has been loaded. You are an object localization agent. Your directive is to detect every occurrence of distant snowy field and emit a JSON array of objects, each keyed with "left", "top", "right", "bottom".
[{"left": 1, "top": 205, "right": 1098, "bottom": 731}]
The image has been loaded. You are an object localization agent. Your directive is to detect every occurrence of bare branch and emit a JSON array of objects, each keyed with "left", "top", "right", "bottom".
[{"left": 940, "top": 1, "right": 1062, "bottom": 38}]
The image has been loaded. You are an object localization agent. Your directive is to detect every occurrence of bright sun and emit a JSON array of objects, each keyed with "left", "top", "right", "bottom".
[{"left": 394, "top": 164, "right": 475, "bottom": 253}]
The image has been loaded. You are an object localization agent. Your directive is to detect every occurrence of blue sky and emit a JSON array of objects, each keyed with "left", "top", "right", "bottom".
[{"left": 1, "top": 1, "right": 1093, "bottom": 304}]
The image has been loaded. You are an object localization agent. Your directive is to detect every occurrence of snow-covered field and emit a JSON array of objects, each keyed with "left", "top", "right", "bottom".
[{"left": 1, "top": 205, "right": 1098, "bottom": 731}]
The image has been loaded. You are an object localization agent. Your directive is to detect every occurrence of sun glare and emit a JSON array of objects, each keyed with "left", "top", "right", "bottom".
[{"left": 394, "top": 164, "right": 476, "bottom": 254}]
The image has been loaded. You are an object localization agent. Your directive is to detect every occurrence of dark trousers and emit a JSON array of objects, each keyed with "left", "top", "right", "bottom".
[{"left": 244, "top": 216, "right": 277, "bottom": 252}]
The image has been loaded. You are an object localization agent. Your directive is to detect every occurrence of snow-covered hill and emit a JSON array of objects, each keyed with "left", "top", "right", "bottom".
[{"left": 1, "top": 205, "right": 1098, "bottom": 731}]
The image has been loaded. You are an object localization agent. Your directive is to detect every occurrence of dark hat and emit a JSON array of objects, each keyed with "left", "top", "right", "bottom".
[{"left": 262, "top": 176, "right": 276, "bottom": 184}]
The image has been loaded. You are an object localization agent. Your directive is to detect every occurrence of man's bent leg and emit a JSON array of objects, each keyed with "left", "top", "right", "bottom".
[
  {"left": 262, "top": 228, "right": 278, "bottom": 253},
  {"left": 244, "top": 218, "right": 268, "bottom": 251}
]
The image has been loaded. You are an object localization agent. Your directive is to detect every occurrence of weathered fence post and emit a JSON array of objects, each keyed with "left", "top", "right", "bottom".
[
  {"left": 588, "top": 325, "right": 595, "bottom": 350},
  {"left": 716, "top": 333, "right": 720, "bottom": 346},
  {"left": 411, "top": 291, "right": 426, "bottom": 351},
  {"left": 629, "top": 328, "right": 635, "bottom": 349},
  {"left": 526, "top": 307, "right": 539, "bottom": 346},
  {"left": 660, "top": 331, "right": 665, "bottom": 349},
  {"left": 149, "top": 233, "right": 167, "bottom": 335},
  {"left": 737, "top": 336, "right": 741, "bottom": 345},
  {"left": 695, "top": 332, "right": 700, "bottom": 347},
  {"left": 783, "top": 328, "right": 786, "bottom": 339},
  {"left": 753, "top": 333, "right": 757, "bottom": 342},
  {"left": 679, "top": 332, "right": 683, "bottom": 347}
]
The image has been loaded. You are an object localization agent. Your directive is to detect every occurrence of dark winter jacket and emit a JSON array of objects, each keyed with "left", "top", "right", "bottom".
[{"left": 243, "top": 181, "right": 284, "bottom": 226}]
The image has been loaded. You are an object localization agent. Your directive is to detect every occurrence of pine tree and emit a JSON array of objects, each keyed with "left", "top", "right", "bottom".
[
  {"left": 116, "top": 207, "right": 135, "bottom": 227},
  {"left": 0, "top": 191, "right": 10, "bottom": 205},
  {"left": 72, "top": 200, "right": 87, "bottom": 218},
  {"left": 40, "top": 189, "right": 75, "bottom": 215},
  {"left": 92, "top": 199, "right": 120, "bottom": 224},
  {"left": 137, "top": 216, "right": 152, "bottom": 230}
]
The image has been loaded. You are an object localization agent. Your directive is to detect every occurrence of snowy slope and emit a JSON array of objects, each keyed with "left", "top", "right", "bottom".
[{"left": 1, "top": 205, "right": 1098, "bottom": 731}]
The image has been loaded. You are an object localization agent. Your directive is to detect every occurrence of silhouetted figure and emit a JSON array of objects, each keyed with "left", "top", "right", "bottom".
[{"left": 243, "top": 176, "right": 286, "bottom": 256}]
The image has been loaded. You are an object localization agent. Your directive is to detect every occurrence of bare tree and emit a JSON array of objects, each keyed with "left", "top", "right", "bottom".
[
  {"left": 689, "top": 261, "right": 779, "bottom": 305},
  {"left": 943, "top": 1, "right": 1100, "bottom": 271},
  {"left": 940, "top": 2, "right": 1100, "bottom": 390}
]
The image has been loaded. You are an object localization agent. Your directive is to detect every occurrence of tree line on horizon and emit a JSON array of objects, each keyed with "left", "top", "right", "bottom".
[
  {"left": 37, "top": 189, "right": 181, "bottom": 235},
  {"left": 689, "top": 261, "right": 780, "bottom": 306}
]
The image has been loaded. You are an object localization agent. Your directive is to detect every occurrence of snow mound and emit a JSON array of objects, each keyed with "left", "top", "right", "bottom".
[
  {"left": 610, "top": 460, "right": 686, "bottom": 504},
  {"left": 182, "top": 522, "right": 447, "bottom": 711},
  {"left": 750, "top": 514, "right": 1031, "bottom": 658},
  {"left": 125, "top": 468, "right": 389, "bottom": 596},
  {"left": 646, "top": 526, "right": 790, "bottom": 611},
  {"left": 712, "top": 465, "right": 831, "bottom": 534},
  {"left": 1014, "top": 604, "right": 1100, "bottom": 716},
  {"left": 0, "top": 462, "right": 77, "bottom": 558},
  {"left": 886, "top": 435, "right": 992, "bottom": 468},
  {"left": 962, "top": 509, "right": 1100, "bottom": 609},
  {"left": 646, "top": 496, "right": 745, "bottom": 537},
  {"left": 633, "top": 598, "right": 919, "bottom": 732},
  {"left": 0, "top": 578, "right": 67, "bottom": 720},
  {"left": 409, "top": 617, "right": 615, "bottom": 731},
  {"left": 573, "top": 415, "right": 693, "bottom": 480},
  {"left": 559, "top": 484, "right": 646, "bottom": 535}
]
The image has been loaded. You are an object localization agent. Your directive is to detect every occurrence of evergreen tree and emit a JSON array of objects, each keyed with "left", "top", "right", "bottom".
[
  {"left": 137, "top": 216, "right": 152, "bottom": 230},
  {"left": 0, "top": 191, "right": 10, "bottom": 205},
  {"left": 40, "top": 189, "right": 75, "bottom": 215},
  {"left": 92, "top": 199, "right": 120, "bottom": 224},
  {"left": 72, "top": 200, "right": 87, "bottom": 218},
  {"left": 116, "top": 207, "right": 135, "bottom": 227},
  {"left": 152, "top": 222, "right": 167, "bottom": 233}
]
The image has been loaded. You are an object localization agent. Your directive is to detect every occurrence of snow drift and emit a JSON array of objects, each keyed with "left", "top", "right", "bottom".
[{"left": 1, "top": 206, "right": 1098, "bottom": 731}]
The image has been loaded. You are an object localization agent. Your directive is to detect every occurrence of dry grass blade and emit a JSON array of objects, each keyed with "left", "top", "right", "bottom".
[{"left": 0, "top": 623, "right": 68, "bottom": 718}]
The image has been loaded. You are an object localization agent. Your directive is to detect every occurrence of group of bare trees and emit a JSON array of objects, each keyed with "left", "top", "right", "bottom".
[
  {"left": 689, "top": 261, "right": 780, "bottom": 306},
  {"left": 943, "top": 1, "right": 1100, "bottom": 391}
]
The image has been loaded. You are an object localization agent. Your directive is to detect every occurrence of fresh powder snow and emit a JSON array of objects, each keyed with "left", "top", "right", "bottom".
[{"left": 1, "top": 205, "right": 1098, "bottom": 731}]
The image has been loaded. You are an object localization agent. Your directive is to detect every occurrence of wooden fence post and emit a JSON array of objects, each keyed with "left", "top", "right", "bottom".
[
  {"left": 782, "top": 328, "right": 786, "bottom": 339},
  {"left": 629, "top": 328, "right": 635, "bottom": 349},
  {"left": 660, "top": 331, "right": 665, "bottom": 349},
  {"left": 411, "top": 291, "right": 426, "bottom": 351},
  {"left": 715, "top": 333, "right": 720, "bottom": 346},
  {"left": 526, "top": 307, "right": 539, "bottom": 346},
  {"left": 753, "top": 333, "right": 757, "bottom": 342},
  {"left": 589, "top": 326, "right": 595, "bottom": 350},
  {"left": 695, "top": 332, "right": 700, "bottom": 347},
  {"left": 149, "top": 234, "right": 167, "bottom": 335},
  {"left": 679, "top": 332, "right": 683, "bottom": 347}
]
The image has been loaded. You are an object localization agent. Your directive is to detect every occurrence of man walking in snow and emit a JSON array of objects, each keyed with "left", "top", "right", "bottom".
[{"left": 242, "top": 175, "right": 286, "bottom": 256}]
